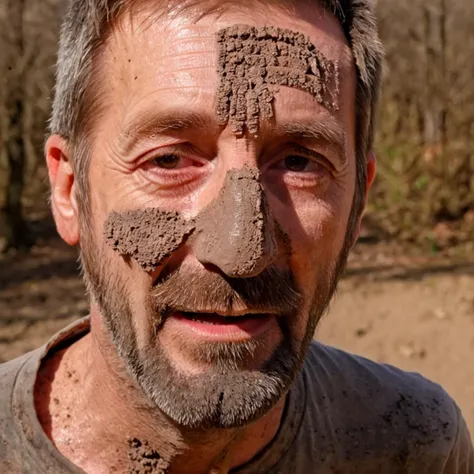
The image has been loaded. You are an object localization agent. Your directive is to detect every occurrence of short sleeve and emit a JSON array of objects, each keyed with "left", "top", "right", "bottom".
[{"left": 443, "top": 406, "right": 474, "bottom": 473}]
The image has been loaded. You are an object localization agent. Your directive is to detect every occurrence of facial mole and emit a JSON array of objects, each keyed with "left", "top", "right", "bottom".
[{"left": 216, "top": 24, "right": 340, "bottom": 137}]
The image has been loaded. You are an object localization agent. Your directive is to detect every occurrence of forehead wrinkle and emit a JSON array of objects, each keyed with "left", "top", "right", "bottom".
[
  {"left": 106, "top": 23, "right": 219, "bottom": 101},
  {"left": 166, "top": 38, "right": 216, "bottom": 56},
  {"left": 157, "top": 52, "right": 216, "bottom": 70}
]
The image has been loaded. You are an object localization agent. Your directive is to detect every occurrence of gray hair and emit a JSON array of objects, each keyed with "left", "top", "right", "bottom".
[{"left": 49, "top": 0, "right": 383, "bottom": 220}]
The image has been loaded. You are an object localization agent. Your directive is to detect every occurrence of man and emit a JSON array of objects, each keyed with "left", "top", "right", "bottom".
[{"left": 1, "top": 0, "right": 472, "bottom": 472}]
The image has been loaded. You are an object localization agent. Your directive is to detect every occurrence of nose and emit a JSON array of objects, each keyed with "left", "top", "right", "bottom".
[{"left": 192, "top": 166, "right": 278, "bottom": 278}]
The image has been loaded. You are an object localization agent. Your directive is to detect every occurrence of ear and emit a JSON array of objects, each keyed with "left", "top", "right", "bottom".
[
  {"left": 45, "top": 135, "right": 80, "bottom": 246},
  {"left": 364, "top": 150, "right": 377, "bottom": 201},
  {"left": 352, "top": 151, "right": 376, "bottom": 244}
]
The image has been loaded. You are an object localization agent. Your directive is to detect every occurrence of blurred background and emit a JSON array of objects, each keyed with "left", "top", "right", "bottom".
[{"left": 0, "top": 0, "right": 473, "bottom": 431}]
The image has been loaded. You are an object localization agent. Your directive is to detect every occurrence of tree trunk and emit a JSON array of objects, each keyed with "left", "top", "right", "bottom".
[
  {"left": 0, "top": 0, "right": 29, "bottom": 252},
  {"left": 423, "top": 0, "right": 447, "bottom": 151}
]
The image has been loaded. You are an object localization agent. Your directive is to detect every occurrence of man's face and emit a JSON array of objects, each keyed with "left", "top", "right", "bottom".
[{"left": 80, "top": 2, "right": 356, "bottom": 428}]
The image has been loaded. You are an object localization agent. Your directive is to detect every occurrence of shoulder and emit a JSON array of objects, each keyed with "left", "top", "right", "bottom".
[
  {"left": 297, "top": 342, "right": 473, "bottom": 472},
  {"left": 306, "top": 341, "right": 455, "bottom": 404},
  {"left": 0, "top": 350, "right": 37, "bottom": 407},
  {"left": 0, "top": 350, "right": 42, "bottom": 472},
  {"left": 304, "top": 341, "right": 459, "bottom": 435},
  {"left": 0, "top": 350, "right": 39, "bottom": 424},
  {"left": 0, "top": 349, "right": 41, "bottom": 390}
]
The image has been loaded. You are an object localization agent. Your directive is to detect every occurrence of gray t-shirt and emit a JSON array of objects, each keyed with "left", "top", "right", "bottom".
[{"left": 1, "top": 318, "right": 473, "bottom": 473}]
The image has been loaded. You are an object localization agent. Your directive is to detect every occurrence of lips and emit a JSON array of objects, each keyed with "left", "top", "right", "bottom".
[
  {"left": 182, "top": 312, "right": 268, "bottom": 325},
  {"left": 167, "top": 311, "right": 276, "bottom": 341}
]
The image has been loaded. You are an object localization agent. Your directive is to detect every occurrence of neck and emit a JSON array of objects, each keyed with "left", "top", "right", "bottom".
[{"left": 35, "top": 311, "right": 286, "bottom": 474}]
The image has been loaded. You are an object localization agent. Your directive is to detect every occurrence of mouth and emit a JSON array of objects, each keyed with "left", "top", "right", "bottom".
[{"left": 167, "top": 311, "right": 276, "bottom": 341}]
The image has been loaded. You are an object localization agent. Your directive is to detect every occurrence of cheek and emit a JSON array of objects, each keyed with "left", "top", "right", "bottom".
[
  {"left": 89, "top": 154, "right": 137, "bottom": 213},
  {"left": 280, "top": 186, "right": 352, "bottom": 293},
  {"left": 84, "top": 168, "right": 154, "bottom": 296}
]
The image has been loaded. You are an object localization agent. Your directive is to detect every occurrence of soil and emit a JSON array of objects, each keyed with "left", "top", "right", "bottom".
[
  {"left": 1, "top": 228, "right": 473, "bottom": 434},
  {"left": 127, "top": 438, "right": 170, "bottom": 474},
  {"left": 105, "top": 208, "right": 194, "bottom": 271},
  {"left": 216, "top": 25, "right": 339, "bottom": 135},
  {"left": 194, "top": 166, "right": 278, "bottom": 277}
]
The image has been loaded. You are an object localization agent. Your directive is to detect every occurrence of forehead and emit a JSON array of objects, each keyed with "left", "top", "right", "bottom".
[{"left": 99, "top": 3, "right": 355, "bottom": 136}]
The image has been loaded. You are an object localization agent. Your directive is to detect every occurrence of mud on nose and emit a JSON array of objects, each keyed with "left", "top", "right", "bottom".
[{"left": 192, "top": 166, "right": 278, "bottom": 278}]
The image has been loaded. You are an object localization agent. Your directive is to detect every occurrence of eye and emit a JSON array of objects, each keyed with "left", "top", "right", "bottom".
[
  {"left": 266, "top": 148, "right": 331, "bottom": 180},
  {"left": 284, "top": 155, "right": 310, "bottom": 172},
  {"left": 151, "top": 153, "right": 182, "bottom": 170},
  {"left": 140, "top": 148, "right": 210, "bottom": 189}
]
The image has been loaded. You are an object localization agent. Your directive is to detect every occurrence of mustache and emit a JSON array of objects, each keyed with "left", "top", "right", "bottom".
[{"left": 151, "top": 265, "right": 302, "bottom": 317}]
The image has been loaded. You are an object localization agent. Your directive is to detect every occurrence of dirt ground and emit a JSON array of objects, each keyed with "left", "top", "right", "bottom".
[{"left": 1, "top": 230, "right": 473, "bottom": 434}]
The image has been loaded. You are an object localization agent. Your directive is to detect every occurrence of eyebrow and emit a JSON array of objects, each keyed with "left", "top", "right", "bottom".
[
  {"left": 118, "top": 109, "right": 215, "bottom": 156},
  {"left": 272, "top": 120, "right": 348, "bottom": 165}
]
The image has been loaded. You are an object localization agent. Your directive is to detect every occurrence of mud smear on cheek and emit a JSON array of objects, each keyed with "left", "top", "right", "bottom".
[
  {"left": 104, "top": 209, "right": 196, "bottom": 272},
  {"left": 216, "top": 24, "right": 340, "bottom": 136}
]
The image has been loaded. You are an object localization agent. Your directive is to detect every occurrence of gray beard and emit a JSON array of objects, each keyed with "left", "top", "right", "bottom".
[{"left": 80, "top": 235, "right": 344, "bottom": 429}]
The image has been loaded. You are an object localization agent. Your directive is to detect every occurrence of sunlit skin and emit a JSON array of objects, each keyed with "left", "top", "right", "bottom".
[{"left": 41, "top": 2, "right": 375, "bottom": 473}]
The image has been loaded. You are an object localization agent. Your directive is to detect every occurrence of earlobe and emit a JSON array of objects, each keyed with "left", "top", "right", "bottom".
[{"left": 45, "top": 135, "right": 80, "bottom": 246}]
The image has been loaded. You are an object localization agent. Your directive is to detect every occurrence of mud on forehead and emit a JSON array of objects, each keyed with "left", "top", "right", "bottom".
[{"left": 216, "top": 24, "right": 340, "bottom": 136}]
